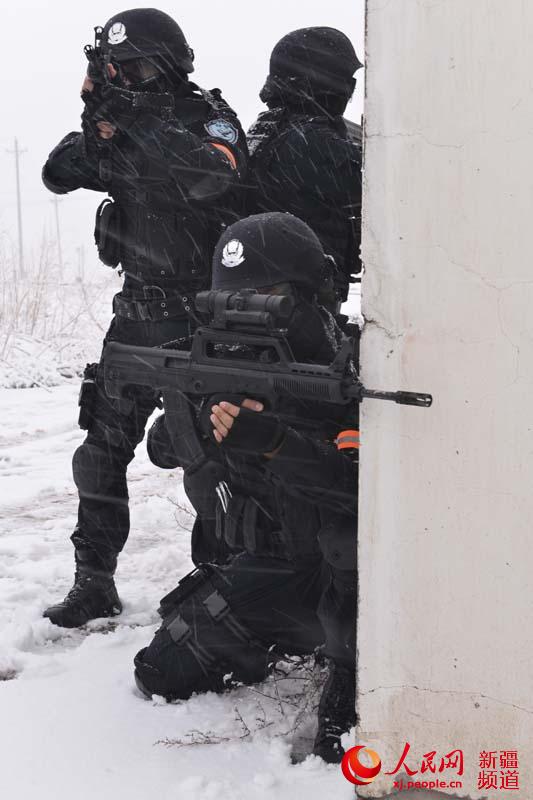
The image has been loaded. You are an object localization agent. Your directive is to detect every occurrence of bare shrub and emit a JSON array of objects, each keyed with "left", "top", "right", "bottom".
[
  {"left": 154, "top": 656, "right": 327, "bottom": 750},
  {"left": 0, "top": 233, "right": 118, "bottom": 386}
]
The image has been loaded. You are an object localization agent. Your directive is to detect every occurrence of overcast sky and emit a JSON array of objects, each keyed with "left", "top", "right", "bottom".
[{"left": 0, "top": 1, "right": 364, "bottom": 270}]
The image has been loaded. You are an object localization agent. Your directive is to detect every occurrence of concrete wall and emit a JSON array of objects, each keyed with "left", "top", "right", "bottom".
[{"left": 358, "top": 2, "right": 533, "bottom": 797}]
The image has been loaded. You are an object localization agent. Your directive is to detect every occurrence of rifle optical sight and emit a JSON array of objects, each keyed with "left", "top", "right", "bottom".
[{"left": 195, "top": 290, "right": 294, "bottom": 332}]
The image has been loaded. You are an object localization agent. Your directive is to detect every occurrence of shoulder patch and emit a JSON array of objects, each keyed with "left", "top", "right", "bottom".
[{"left": 205, "top": 119, "right": 239, "bottom": 145}]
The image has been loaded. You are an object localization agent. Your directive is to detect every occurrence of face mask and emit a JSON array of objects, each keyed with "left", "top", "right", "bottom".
[{"left": 285, "top": 299, "right": 334, "bottom": 362}]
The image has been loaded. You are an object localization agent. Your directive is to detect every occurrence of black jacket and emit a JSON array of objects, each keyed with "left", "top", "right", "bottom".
[
  {"left": 42, "top": 82, "right": 248, "bottom": 294},
  {"left": 247, "top": 105, "right": 362, "bottom": 301}
]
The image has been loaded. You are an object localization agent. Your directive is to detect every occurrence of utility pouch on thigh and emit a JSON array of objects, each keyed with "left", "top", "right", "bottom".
[
  {"left": 158, "top": 567, "right": 211, "bottom": 619},
  {"left": 222, "top": 494, "right": 247, "bottom": 551},
  {"left": 94, "top": 198, "right": 120, "bottom": 268},
  {"left": 218, "top": 494, "right": 285, "bottom": 558},
  {"left": 78, "top": 362, "right": 99, "bottom": 431}
]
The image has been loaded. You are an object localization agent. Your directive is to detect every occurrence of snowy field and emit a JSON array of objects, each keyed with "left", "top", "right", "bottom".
[{"left": 0, "top": 379, "right": 354, "bottom": 799}]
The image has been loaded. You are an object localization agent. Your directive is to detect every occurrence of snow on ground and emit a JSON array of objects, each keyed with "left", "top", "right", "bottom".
[
  {"left": 0, "top": 383, "right": 354, "bottom": 800},
  {"left": 0, "top": 333, "right": 101, "bottom": 389}
]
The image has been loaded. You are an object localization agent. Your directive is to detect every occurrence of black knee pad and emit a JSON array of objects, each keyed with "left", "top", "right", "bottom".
[
  {"left": 134, "top": 567, "right": 272, "bottom": 700},
  {"left": 318, "top": 576, "right": 356, "bottom": 665},
  {"left": 146, "top": 414, "right": 182, "bottom": 470},
  {"left": 72, "top": 442, "right": 118, "bottom": 496}
]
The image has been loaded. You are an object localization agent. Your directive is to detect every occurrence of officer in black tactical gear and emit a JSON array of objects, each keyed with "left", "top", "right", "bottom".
[
  {"left": 41, "top": 8, "right": 247, "bottom": 628},
  {"left": 247, "top": 27, "right": 363, "bottom": 315},
  {"left": 134, "top": 212, "right": 358, "bottom": 764}
]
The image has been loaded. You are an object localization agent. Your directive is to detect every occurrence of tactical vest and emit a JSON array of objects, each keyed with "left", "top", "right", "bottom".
[
  {"left": 99, "top": 86, "right": 235, "bottom": 291},
  {"left": 247, "top": 108, "right": 362, "bottom": 296}
]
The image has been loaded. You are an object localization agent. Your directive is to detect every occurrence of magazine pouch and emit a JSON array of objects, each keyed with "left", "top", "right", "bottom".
[
  {"left": 94, "top": 198, "right": 120, "bottom": 268},
  {"left": 78, "top": 362, "right": 99, "bottom": 431}
]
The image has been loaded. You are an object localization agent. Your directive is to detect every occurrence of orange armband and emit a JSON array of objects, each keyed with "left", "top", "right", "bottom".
[
  {"left": 335, "top": 430, "right": 360, "bottom": 450},
  {"left": 209, "top": 142, "right": 237, "bottom": 170}
]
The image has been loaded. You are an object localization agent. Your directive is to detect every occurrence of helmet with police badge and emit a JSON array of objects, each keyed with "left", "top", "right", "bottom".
[
  {"left": 212, "top": 212, "right": 327, "bottom": 293},
  {"left": 100, "top": 8, "right": 194, "bottom": 87}
]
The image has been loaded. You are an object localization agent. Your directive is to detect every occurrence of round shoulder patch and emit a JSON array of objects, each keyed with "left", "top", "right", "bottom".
[
  {"left": 222, "top": 240, "right": 245, "bottom": 268},
  {"left": 108, "top": 22, "right": 128, "bottom": 45},
  {"left": 205, "top": 119, "right": 239, "bottom": 145}
]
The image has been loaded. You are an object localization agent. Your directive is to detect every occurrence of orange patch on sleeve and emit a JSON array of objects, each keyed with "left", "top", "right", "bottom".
[{"left": 210, "top": 142, "right": 237, "bottom": 170}]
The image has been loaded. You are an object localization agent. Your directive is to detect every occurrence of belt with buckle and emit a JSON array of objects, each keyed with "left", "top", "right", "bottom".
[{"left": 113, "top": 292, "right": 190, "bottom": 322}]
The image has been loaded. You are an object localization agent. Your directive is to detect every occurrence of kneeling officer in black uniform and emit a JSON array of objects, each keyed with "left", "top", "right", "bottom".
[
  {"left": 41, "top": 8, "right": 247, "bottom": 627},
  {"left": 135, "top": 212, "right": 358, "bottom": 763}
]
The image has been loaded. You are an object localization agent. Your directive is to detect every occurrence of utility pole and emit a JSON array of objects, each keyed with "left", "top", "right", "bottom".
[
  {"left": 6, "top": 138, "right": 26, "bottom": 276},
  {"left": 77, "top": 244, "right": 85, "bottom": 281},
  {"left": 51, "top": 196, "right": 63, "bottom": 275}
]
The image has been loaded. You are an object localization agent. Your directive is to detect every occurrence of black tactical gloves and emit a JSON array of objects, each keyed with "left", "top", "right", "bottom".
[
  {"left": 199, "top": 395, "right": 286, "bottom": 455},
  {"left": 81, "top": 92, "right": 109, "bottom": 155},
  {"left": 147, "top": 396, "right": 286, "bottom": 471},
  {"left": 94, "top": 84, "right": 174, "bottom": 130}
]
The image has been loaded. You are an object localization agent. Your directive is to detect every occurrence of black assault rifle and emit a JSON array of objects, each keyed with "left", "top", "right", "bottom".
[{"left": 102, "top": 290, "right": 432, "bottom": 468}]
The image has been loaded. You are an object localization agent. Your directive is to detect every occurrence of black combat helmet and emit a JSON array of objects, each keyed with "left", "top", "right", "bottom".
[
  {"left": 261, "top": 27, "right": 362, "bottom": 104},
  {"left": 100, "top": 8, "right": 194, "bottom": 83},
  {"left": 212, "top": 212, "right": 327, "bottom": 292}
]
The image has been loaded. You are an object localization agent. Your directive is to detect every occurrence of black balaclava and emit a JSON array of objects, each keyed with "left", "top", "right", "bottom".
[{"left": 260, "top": 27, "right": 362, "bottom": 116}]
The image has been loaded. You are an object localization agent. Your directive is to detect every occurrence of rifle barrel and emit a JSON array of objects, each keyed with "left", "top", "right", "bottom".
[{"left": 360, "top": 388, "right": 433, "bottom": 407}]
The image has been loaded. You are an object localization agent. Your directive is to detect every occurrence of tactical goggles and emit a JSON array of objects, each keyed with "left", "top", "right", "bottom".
[{"left": 114, "top": 57, "right": 162, "bottom": 88}]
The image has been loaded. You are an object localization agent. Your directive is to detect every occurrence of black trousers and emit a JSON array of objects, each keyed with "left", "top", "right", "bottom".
[
  {"left": 134, "top": 553, "right": 327, "bottom": 699},
  {"left": 71, "top": 312, "right": 193, "bottom": 571}
]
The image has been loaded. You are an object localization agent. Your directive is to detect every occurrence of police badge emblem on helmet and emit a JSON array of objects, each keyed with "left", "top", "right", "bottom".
[
  {"left": 222, "top": 240, "right": 245, "bottom": 268},
  {"left": 108, "top": 22, "right": 128, "bottom": 45}
]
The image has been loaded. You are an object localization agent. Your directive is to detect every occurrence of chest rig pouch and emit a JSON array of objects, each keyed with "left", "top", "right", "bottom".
[
  {"left": 216, "top": 491, "right": 287, "bottom": 559},
  {"left": 94, "top": 198, "right": 120, "bottom": 268}
]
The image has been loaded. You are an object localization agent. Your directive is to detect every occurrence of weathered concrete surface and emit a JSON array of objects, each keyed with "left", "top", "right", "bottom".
[{"left": 358, "top": 1, "right": 533, "bottom": 797}]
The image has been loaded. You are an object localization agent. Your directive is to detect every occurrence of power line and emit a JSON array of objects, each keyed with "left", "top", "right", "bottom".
[{"left": 77, "top": 244, "right": 85, "bottom": 280}]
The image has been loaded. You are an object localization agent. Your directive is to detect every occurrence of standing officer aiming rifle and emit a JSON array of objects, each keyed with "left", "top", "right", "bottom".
[{"left": 41, "top": 8, "right": 247, "bottom": 628}]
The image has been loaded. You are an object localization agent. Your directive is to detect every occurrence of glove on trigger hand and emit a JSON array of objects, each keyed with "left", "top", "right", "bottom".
[
  {"left": 96, "top": 84, "right": 174, "bottom": 131},
  {"left": 199, "top": 394, "right": 286, "bottom": 455},
  {"left": 95, "top": 84, "right": 139, "bottom": 131}
]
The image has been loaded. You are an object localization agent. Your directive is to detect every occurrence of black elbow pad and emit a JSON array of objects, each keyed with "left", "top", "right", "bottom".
[
  {"left": 41, "top": 163, "right": 69, "bottom": 194},
  {"left": 147, "top": 414, "right": 182, "bottom": 469},
  {"left": 41, "top": 132, "right": 83, "bottom": 194}
]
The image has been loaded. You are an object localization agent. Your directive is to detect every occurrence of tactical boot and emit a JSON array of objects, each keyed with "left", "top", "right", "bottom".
[
  {"left": 313, "top": 661, "right": 356, "bottom": 764},
  {"left": 43, "top": 568, "right": 122, "bottom": 628}
]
